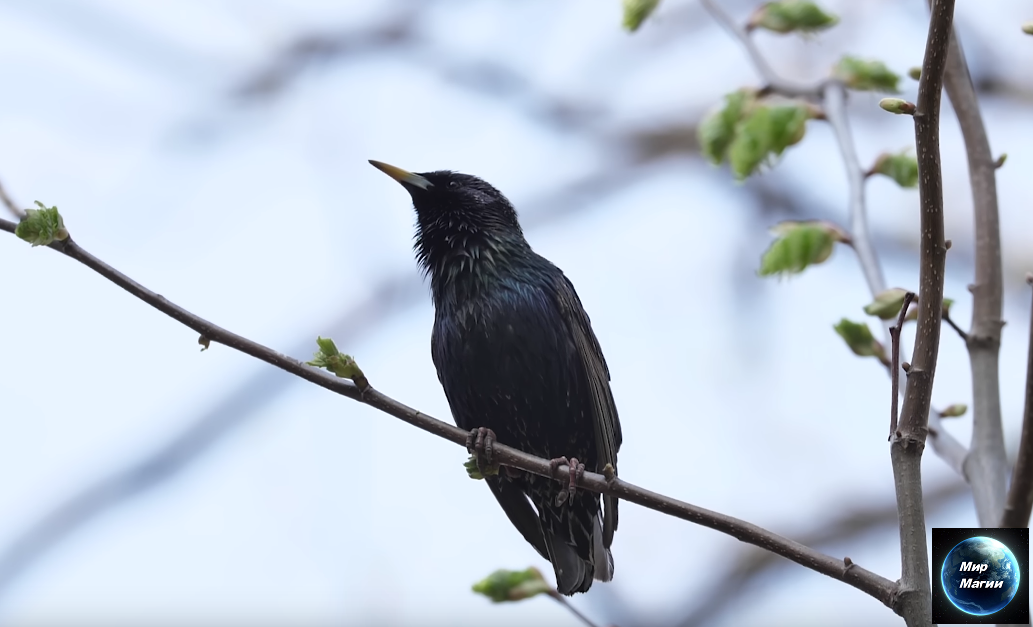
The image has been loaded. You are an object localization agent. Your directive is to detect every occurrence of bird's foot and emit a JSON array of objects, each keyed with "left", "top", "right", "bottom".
[
  {"left": 464, "top": 427, "right": 500, "bottom": 478},
  {"left": 549, "top": 456, "right": 585, "bottom": 506}
]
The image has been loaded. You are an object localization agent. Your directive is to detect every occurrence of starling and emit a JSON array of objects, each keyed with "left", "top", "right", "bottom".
[{"left": 370, "top": 160, "right": 622, "bottom": 595}]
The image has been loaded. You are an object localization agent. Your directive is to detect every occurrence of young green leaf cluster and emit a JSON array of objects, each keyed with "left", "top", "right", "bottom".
[
  {"left": 464, "top": 454, "right": 500, "bottom": 480},
  {"left": 758, "top": 220, "right": 848, "bottom": 277},
  {"left": 622, "top": 0, "right": 661, "bottom": 32},
  {"left": 833, "top": 319, "right": 889, "bottom": 366},
  {"left": 748, "top": 0, "right": 838, "bottom": 34},
  {"left": 14, "top": 202, "right": 68, "bottom": 247},
  {"left": 832, "top": 57, "right": 901, "bottom": 93},
  {"left": 472, "top": 567, "right": 552, "bottom": 602},
  {"left": 861, "top": 288, "right": 953, "bottom": 322},
  {"left": 700, "top": 91, "right": 813, "bottom": 180},
  {"left": 871, "top": 151, "right": 919, "bottom": 188},
  {"left": 306, "top": 337, "right": 369, "bottom": 390}
]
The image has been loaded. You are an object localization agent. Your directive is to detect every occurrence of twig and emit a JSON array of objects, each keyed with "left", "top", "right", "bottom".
[
  {"left": 890, "top": 292, "right": 917, "bottom": 439},
  {"left": 0, "top": 177, "right": 24, "bottom": 220},
  {"left": 942, "top": 309, "right": 969, "bottom": 342},
  {"left": 1001, "top": 275, "right": 1033, "bottom": 528},
  {"left": 0, "top": 217, "right": 899, "bottom": 608},
  {"left": 890, "top": 0, "right": 956, "bottom": 623},
  {"left": 823, "top": 83, "right": 888, "bottom": 302},
  {"left": 672, "top": 479, "right": 969, "bottom": 627},
  {"left": 548, "top": 592, "right": 607, "bottom": 627},
  {"left": 940, "top": 26, "right": 1008, "bottom": 527},
  {"left": 698, "top": 0, "right": 819, "bottom": 98}
]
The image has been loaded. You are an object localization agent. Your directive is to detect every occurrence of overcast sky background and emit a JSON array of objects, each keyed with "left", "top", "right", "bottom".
[{"left": 0, "top": 1, "right": 1031, "bottom": 626}]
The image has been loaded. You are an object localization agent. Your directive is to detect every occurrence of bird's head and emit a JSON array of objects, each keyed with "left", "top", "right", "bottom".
[{"left": 369, "top": 160, "right": 529, "bottom": 285}]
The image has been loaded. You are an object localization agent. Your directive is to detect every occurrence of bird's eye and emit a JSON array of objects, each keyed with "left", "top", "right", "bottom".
[{"left": 448, "top": 181, "right": 459, "bottom": 189}]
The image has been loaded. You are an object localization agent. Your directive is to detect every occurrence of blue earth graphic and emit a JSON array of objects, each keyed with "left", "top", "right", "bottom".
[{"left": 941, "top": 536, "right": 1021, "bottom": 616}]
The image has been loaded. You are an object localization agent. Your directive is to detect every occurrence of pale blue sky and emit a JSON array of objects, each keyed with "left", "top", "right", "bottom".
[{"left": 0, "top": 1, "right": 1031, "bottom": 625}]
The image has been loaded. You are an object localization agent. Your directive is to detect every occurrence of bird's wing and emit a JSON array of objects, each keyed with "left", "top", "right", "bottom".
[
  {"left": 552, "top": 274, "right": 622, "bottom": 547},
  {"left": 486, "top": 476, "right": 549, "bottom": 560}
]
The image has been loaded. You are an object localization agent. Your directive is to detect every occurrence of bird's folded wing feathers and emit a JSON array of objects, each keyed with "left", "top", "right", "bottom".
[
  {"left": 553, "top": 275, "right": 622, "bottom": 547},
  {"left": 486, "top": 476, "right": 549, "bottom": 560}
]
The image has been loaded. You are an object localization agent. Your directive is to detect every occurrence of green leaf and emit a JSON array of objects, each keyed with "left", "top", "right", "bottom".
[
  {"left": 15, "top": 201, "right": 68, "bottom": 247},
  {"left": 622, "top": 0, "right": 661, "bottom": 32},
  {"left": 871, "top": 151, "right": 918, "bottom": 188},
  {"left": 464, "top": 454, "right": 499, "bottom": 480},
  {"left": 759, "top": 221, "right": 841, "bottom": 277},
  {"left": 700, "top": 90, "right": 753, "bottom": 165},
  {"left": 833, "top": 319, "right": 888, "bottom": 364},
  {"left": 728, "top": 104, "right": 811, "bottom": 179},
  {"left": 750, "top": 0, "right": 838, "bottom": 34},
  {"left": 767, "top": 105, "right": 810, "bottom": 155},
  {"left": 472, "top": 567, "right": 552, "bottom": 602},
  {"left": 863, "top": 288, "right": 911, "bottom": 320},
  {"left": 940, "top": 403, "right": 968, "bottom": 418},
  {"left": 833, "top": 57, "right": 900, "bottom": 93},
  {"left": 307, "top": 336, "right": 369, "bottom": 389}
]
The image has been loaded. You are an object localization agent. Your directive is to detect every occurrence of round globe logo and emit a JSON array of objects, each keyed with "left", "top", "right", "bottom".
[{"left": 940, "top": 536, "right": 1021, "bottom": 616}]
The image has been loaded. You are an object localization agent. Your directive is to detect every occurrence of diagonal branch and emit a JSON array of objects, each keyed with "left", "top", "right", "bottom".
[
  {"left": 1001, "top": 275, "right": 1033, "bottom": 528},
  {"left": 698, "top": 0, "right": 819, "bottom": 98},
  {"left": 0, "top": 178, "right": 23, "bottom": 220},
  {"left": 0, "top": 216, "right": 900, "bottom": 608},
  {"left": 672, "top": 479, "right": 969, "bottom": 627}
]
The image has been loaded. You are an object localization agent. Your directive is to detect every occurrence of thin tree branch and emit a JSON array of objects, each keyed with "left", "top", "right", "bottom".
[
  {"left": 940, "top": 27, "right": 1008, "bottom": 528},
  {"left": 698, "top": 0, "right": 819, "bottom": 98},
  {"left": 942, "top": 309, "right": 969, "bottom": 343},
  {"left": 890, "top": 0, "right": 955, "bottom": 623},
  {"left": 823, "top": 82, "right": 888, "bottom": 302},
  {"left": 0, "top": 178, "right": 23, "bottom": 220},
  {"left": 548, "top": 592, "right": 609, "bottom": 627},
  {"left": 673, "top": 479, "right": 969, "bottom": 627},
  {"left": 890, "top": 292, "right": 917, "bottom": 439},
  {"left": 0, "top": 217, "right": 900, "bottom": 608},
  {"left": 1001, "top": 275, "right": 1033, "bottom": 528}
]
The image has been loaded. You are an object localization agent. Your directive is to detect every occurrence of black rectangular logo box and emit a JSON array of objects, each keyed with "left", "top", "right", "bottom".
[{"left": 932, "top": 527, "right": 1029, "bottom": 624}]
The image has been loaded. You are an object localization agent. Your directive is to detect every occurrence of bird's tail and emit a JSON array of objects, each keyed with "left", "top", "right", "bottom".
[
  {"left": 542, "top": 510, "right": 613, "bottom": 594},
  {"left": 543, "top": 528, "right": 593, "bottom": 595}
]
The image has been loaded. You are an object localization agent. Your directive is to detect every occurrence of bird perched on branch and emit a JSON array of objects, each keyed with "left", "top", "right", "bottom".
[{"left": 370, "top": 160, "right": 622, "bottom": 595}]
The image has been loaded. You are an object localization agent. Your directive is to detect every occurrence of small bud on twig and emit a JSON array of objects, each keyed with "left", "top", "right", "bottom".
[
  {"left": 939, "top": 403, "right": 968, "bottom": 418},
  {"left": 994, "top": 153, "right": 1007, "bottom": 169},
  {"left": 879, "top": 98, "right": 916, "bottom": 115},
  {"left": 901, "top": 362, "right": 911, "bottom": 372},
  {"left": 1022, "top": 22, "right": 1033, "bottom": 35},
  {"left": 907, "top": 67, "right": 921, "bottom": 80},
  {"left": 944, "top": 239, "right": 952, "bottom": 250}
]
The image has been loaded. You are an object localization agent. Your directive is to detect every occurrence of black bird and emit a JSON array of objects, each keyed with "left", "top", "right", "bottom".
[{"left": 369, "top": 160, "right": 622, "bottom": 595}]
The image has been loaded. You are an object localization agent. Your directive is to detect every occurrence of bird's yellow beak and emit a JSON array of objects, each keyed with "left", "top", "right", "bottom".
[{"left": 368, "top": 160, "right": 433, "bottom": 190}]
